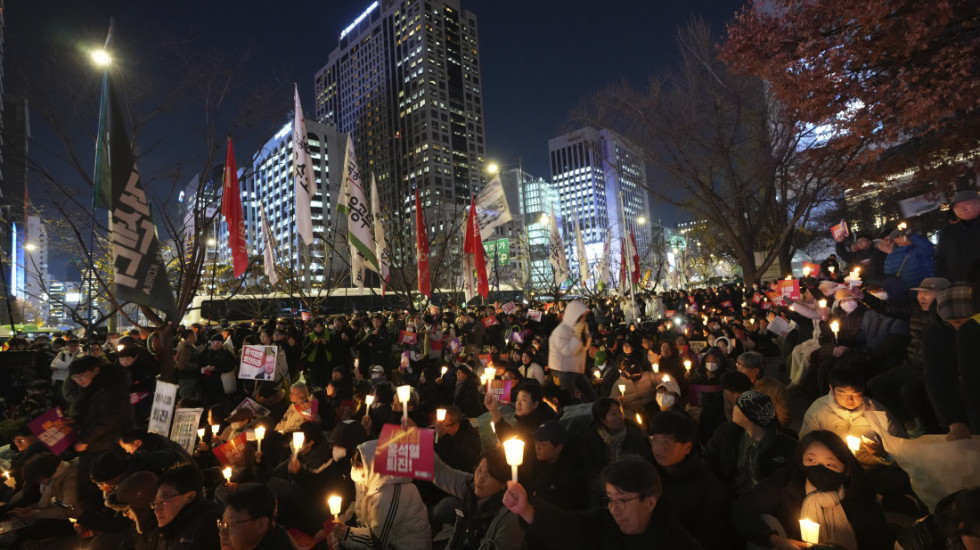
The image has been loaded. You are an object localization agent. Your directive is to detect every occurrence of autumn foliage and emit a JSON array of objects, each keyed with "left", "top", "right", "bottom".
[{"left": 721, "top": 0, "right": 980, "bottom": 187}]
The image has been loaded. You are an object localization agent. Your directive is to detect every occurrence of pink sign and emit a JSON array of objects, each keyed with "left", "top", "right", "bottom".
[
  {"left": 481, "top": 316, "right": 498, "bottom": 328},
  {"left": 374, "top": 424, "right": 435, "bottom": 481},
  {"left": 831, "top": 220, "right": 849, "bottom": 240},
  {"left": 398, "top": 330, "right": 418, "bottom": 345},
  {"left": 777, "top": 279, "right": 801, "bottom": 300},
  {"left": 489, "top": 379, "right": 512, "bottom": 404},
  {"left": 527, "top": 310, "right": 542, "bottom": 322},
  {"left": 28, "top": 407, "right": 76, "bottom": 455},
  {"left": 501, "top": 302, "right": 517, "bottom": 314},
  {"left": 212, "top": 432, "right": 249, "bottom": 467}
]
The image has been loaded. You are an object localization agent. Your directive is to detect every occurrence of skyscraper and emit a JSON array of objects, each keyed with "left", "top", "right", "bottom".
[
  {"left": 549, "top": 127, "right": 651, "bottom": 282},
  {"left": 314, "top": 0, "right": 488, "bottom": 219}
]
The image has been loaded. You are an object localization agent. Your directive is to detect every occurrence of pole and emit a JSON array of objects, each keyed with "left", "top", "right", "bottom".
[
  {"left": 494, "top": 242, "right": 500, "bottom": 296},
  {"left": 518, "top": 157, "right": 530, "bottom": 290},
  {"left": 208, "top": 240, "right": 217, "bottom": 325},
  {"left": 618, "top": 191, "right": 637, "bottom": 311}
]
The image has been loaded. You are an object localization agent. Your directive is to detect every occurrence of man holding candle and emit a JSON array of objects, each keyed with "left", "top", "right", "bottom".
[{"left": 433, "top": 406, "right": 481, "bottom": 473}]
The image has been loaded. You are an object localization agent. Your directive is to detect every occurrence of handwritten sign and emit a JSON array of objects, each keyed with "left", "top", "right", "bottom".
[
  {"left": 229, "top": 397, "right": 271, "bottom": 420},
  {"left": 689, "top": 340, "right": 708, "bottom": 354},
  {"left": 212, "top": 432, "right": 249, "bottom": 468},
  {"left": 488, "top": 379, "right": 512, "bottom": 404},
  {"left": 398, "top": 330, "right": 418, "bottom": 345},
  {"left": 169, "top": 408, "right": 204, "bottom": 455},
  {"left": 501, "top": 302, "right": 517, "bottom": 315},
  {"left": 374, "top": 424, "right": 434, "bottom": 480},
  {"left": 239, "top": 345, "right": 280, "bottom": 380},
  {"left": 28, "top": 407, "right": 76, "bottom": 455},
  {"left": 148, "top": 381, "right": 178, "bottom": 436}
]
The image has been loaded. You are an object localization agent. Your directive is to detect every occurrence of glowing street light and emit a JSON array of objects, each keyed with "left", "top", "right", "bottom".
[
  {"left": 91, "top": 49, "right": 112, "bottom": 67},
  {"left": 636, "top": 216, "right": 647, "bottom": 225},
  {"left": 486, "top": 162, "right": 500, "bottom": 175}
]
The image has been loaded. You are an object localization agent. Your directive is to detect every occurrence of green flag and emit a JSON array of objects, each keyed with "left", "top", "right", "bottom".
[{"left": 98, "top": 74, "right": 177, "bottom": 319}]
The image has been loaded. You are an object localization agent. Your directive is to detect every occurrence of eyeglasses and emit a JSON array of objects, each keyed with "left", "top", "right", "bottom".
[
  {"left": 150, "top": 492, "right": 188, "bottom": 510},
  {"left": 217, "top": 517, "right": 260, "bottom": 532},
  {"left": 473, "top": 469, "right": 494, "bottom": 481},
  {"left": 601, "top": 495, "right": 642, "bottom": 510}
]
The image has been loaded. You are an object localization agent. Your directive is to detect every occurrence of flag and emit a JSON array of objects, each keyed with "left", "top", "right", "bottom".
[
  {"left": 337, "top": 135, "right": 378, "bottom": 288},
  {"left": 222, "top": 138, "right": 248, "bottom": 278},
  {"left": 619, "top": 238, "right": 628, "bottom": 293},
  {"left": 94, "top": 73, "right": 177, "bottom": 319},
  {"left": 573, "top": 211, "right": 588, "bottom": 285},
  {"left": 598, "top": 231, "right": 612, "bottom": 289},
  {"left": 628, "top": 229, "right": 640, "bottom": 285},
  {"left": 260, "top": 207, "right": 278, "bottom": 285},
  {"left": 292, "top": 84, "right": 317, "bottom": 245},
  {"left": 463, "top": 198, "right": 489, "bottom": 302},
  {"left": 414, "top": 187, "right": 431, "bottom": 298},
  {"left": 371, "top": 175, "right": 390, "bottom": 295},
  {"left": 474, "top": 174, "right": 512, "bottom": 240},
  {"left": 548, "top": 208, "right": 569, "bottom": 286}
]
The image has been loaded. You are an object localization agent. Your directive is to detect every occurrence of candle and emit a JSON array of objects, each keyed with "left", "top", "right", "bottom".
[
  {"left": 197, "top": 428, "right": 206, "bottom": 441},
  {"left": 683, "top": 360, "right": 692, "bottom": 372},
  {"left": 2, "top": 471, "right": 9, "bottom": 479},
  {"left": 594, "top": 370, "right": 602, "bottom": 379},
  {"left": 802, "top": 265, "right": 811, "bottom": 277},
  {"left": 799, "top": 519, "right": 820, "bottom": 544},
  {"left": 653, "top": 363, "right": 659, "bottom": 373},
  {"left": 436, "top": 408, "right": 447, "bottom": 422},
  {"left": 662, "top": 374, "right": 670, "bottom": 383},
  {"left": 818, "top": 299, "right": 827, "bottom": 309},
  {"left": 502, "top": 438, "right": 525, "bottom": 482},
  {"left": 618, "top": 384, "right": 626, "bottom": 395},
  {"left": 327, "top": 495, "right": 343, "bottom": 517},
  {"left": 635, "top": 413, "right": 643, "bottom": 425},
  {"left": 440, "top": 366, "right": 448, "bottom": 377},
  {"left": 211, "top": 424, "right": 220, "bottom": 436},
  {"left": 490, "top": 421, "right": 496, "bottom": 434},
  {"left": 846, "top": 435, "right": 861, "bottom": 453},
  {"left": 397, "top": 385, "right": 412, "bottom": 422},
  {"left": 222, "top": 467, "right": 232, "bottom": 484},
  {"left": 785, "top": 274, "right": 792, "bottom": 280},
  {"left": 254, "top": 426, "right": 266, "bottom": 453},
  {"left": 292, "top": 431, "right": 305, "bottom": 456},
  {"left": 830, "top": 320, "right": 840, "bottom": 342},
  {"left": 748, "top": 318, "right": 755, "bottom": 325},
  {"left": 828, "top": 266, "right": 835, "bottom": 274},
  {"left": 897, "top": 222, "right": 907, "bottom": 231},
  {"left": 365, "top": 394, "right": 375, "bottom": 407}
]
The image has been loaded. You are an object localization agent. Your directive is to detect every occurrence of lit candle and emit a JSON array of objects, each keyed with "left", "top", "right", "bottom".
[
  {"left": 197, "top": 428, "right": 206, "bottom": 441},
  {"left": 802, "top": 265, "right": 811, "bottom": 277},
  {"left": 828, "top": 266, "right": 835, "bottom": 274},
  {"left": 635, "top": 413, "right": 643, "bottom": 425},
  {"left": 662, "top": 374, "right": 670, "bottom": 383},
  {"left": 292, "top": 431, "right": 305, "bottom": 456},
  {"left": 211, "top": 424, "right": 220, "bottom": 436},
  {"left": 490, "top": 421, "right": 496, "bottom": 434},
  {"left": 799, "top": 519, "right": 820, "bottom": 544},
  {"left": 397, "top": 385, "right": 412, "bottom": 422},
  {"left": 365, "top": 394, "right": 375, "bottom": 407},
  {"left": 502, "top": 438, "right": 525, "bottom": 482},
  {"left": 327, "top": 495, "right": 343, "bottom": 517},
  {"left": 683, "top": 360, "right": 692, "bottom": 372},
  {"left": 436, "top": 408, "right": 447, "bottom": 422},
  {"left": 897, "top": 222, "right": 907, "bottom": 231},
  {"left": 653, "top": 363, "right": 659, "bottom": 373},
  {"left": 785, "top": 274, "right": 792, "bottom": 280},
  {"left": 594, "top": 370, "right": 602, "bottom": 379},
  {"left": 440, "top": 366, "right": 448, "bottom": 377},
  {"left": 254, "top": 426, "right": 266, "bottom": 453},
  {"left": 618, "top": 384, "right": 626, "bottom": 395},
  {"left": 748, "top": 318, "right": 755, "bottom": 325},
  {"left": 846, "top": 435, "right": 861, "bottom": 453},
  {"left": 830, "top": 320, "right": 840, "bottom": 342},
  {"left": 818, "top": 299, "right": 827, "bottom": 309},
  {"left": 222, "top": 467, "right": 232, "bottom": 484},
  {"left": 2, "top": 471, "right": 9, "bottom": 479}
]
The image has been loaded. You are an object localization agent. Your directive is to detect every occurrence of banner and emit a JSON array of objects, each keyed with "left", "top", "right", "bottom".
[
  {"left": 337, "top": 135, "right": 379, "bottom": 288},
  {"left": 148, "top": 381, "right": 178, "bottom": 436},
  {"left": 482, "top": 238, "right": 511, "bottom": 266},
  {"left": 898, "top": 195, "right": 941, "bottom": 218},
  {"left": 93, "top": 73, "right": 177, "bottom": 319},
  {"left": 212, "top": 432, "right": 249, "bottom": 468},
  {"left": 28, "top": 407, "right": 76, "bottom": 455},
  {"left": 239, "top": 345, "right": 281, "bottom": 381},
  {"left": 169, "top": 408, "right": 204, "bottom": 455},
  {"left": 488, "top": 379, "right": 512, "bottom": 404},
  {"left": 414, "top": 186, "right": 430, "bottom": 297},
  {"left": 374, "top": 424, "right": 435, "bottom": 481},
  {"left": 222, "top": 138, "right": 248, "bottom": 278},
  {"left": 293, "top": 84, "right": 317, "bottom": 245},
  {"left": 474, "top": 174, "right": 513, "bottom": 240},
  {"left": 764, "top": 291, "right": 786, "bottom": 307},
  {"left": 462, "top": 198, "right": 489, "bottom": 302},
  {"left": 373, "top": 175, "right": 391, "bottom": 294},
  {"left": 548, "top": 207, "right": 569, "bottom": 285},
  {"left": 229, "top": 397, "right": 271, "bottom": 420},
  {"left": 260, "top": 206, "right": 278, "bottom": 285},
  {"left": 398, "top": 330, "right": 418, "bottom": 345},
  {"left": 598, "top": 231, "right": 613, "bottom": 287}
]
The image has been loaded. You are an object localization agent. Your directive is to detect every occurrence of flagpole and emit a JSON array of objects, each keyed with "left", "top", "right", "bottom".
[
  {"left": 618, "top": 191, "right": 636, "bottom": 310},
  {"left": 88, "top": 20, "right": 113, "bottom": 338}
]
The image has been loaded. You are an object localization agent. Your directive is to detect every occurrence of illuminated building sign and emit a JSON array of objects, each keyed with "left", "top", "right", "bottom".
[{"left": 340, "top": 2, "right": 379, "bottom": 40}]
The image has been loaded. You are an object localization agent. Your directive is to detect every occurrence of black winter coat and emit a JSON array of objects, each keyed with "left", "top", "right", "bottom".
[{"left": 73, "top": 364, "right": 136, "bottom": 452}]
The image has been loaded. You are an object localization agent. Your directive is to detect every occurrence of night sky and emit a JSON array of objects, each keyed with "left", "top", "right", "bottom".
[{"left": 7, "top": 0, "right": 747, "bottom": 228}]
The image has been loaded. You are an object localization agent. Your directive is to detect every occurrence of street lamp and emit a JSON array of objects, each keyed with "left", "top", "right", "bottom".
[
  {"left": 91, "top": 49, "right": 112, "bottom": 67},
  {"left": 636, "top": 216, "right": 647, "bottom": 225},
  {"left": 486, "top": 162, "right": 500, "bottom": 175}
]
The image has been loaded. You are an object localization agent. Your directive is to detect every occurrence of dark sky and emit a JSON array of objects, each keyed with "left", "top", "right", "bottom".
[{"left": 7, "top": 0, "right": 746, "bottom": 224}]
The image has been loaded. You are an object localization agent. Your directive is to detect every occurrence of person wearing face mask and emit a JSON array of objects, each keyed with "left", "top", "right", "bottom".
[
  {"left": 330, "top": 439, "right": 432, "bottom": 550},
  {"left": 578, "top": 397, "right": 655, "bottom": 506},
  {"left": 696, "top": 371, "right": 753, "bottom": 447},
  {"left": 734, "top": 430, "right": 893, "bottom": 550},
  {"left": 654, "top": 376, "right": 684, "bottom": 414}
]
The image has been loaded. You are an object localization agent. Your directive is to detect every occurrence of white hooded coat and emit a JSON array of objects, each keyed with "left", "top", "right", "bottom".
[{"left": 547, "top": 300, "right": 590, "bottom": 374}]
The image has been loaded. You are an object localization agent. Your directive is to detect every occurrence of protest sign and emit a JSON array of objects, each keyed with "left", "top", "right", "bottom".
[
  {"left": 719, "top": 300, "right": 733, "bottom": 308},
  {"left": 448, "top": 337, "right": 462, "bottom": 355},
  {"left": 777, "top": 278, "right": 801, "bottom": 300},
  {"left": 239, "top": 345, "right": 280, "bottom": 380},
  {"left": 212, "top": 432, "right": 249, "bottom": 467},
  {"left": 897, "top": 195, "right": 941, "bottom": 219},
  {"left": 148, "top": 381, "right": 178, "bottom": 436},
  {"left": 501, "top": 302, "right": 517, "bottom": 315},
  {"left": 400, "top": 351, "right": 411, "bottom": 370},
  {"left": 481, "top": 316, "right": 499, "bottom": 328},
  {"left": 665, "top": 310, "right": 676, "bottom": 318},
  {"left": 374, "top": 424, "right": 434, "bottom": 481},
  {"left": 526, "top": 310, "right": 542, "bottom": 322},
  {"left": 767, "top": 316, "right": 792, "bottom": 337},
  {"left": 478, "top": 354, "right": 492, "bottom": 368},
  {"left": 398, "top": 330, "right": 418, "bottom": 345},
  {"left": 169, "top": 408, "right": 204, "bottom": 454},
  {"left": 831, "top": 220, "right": 849, "bottom": 240},
  {"left": 764, "top": 291, "right": 785, "bottom": 307},
  {"left": 229, "top": 397, "right": 271, "bottom": 420},
  {"left": 688, "top": 341, "right": 708, "bottom": 354},
  {"left": 751, "top": 293, "right": 762, "bottom": 304},
  {"left": 28, "top": 407, "right": 76, "bottom": 455},
  {"left": 488, "top": 379, "right": 512, "bottom": 404},
  {"left": 803, "top": 261, "right": 820, "bottom": 276}
]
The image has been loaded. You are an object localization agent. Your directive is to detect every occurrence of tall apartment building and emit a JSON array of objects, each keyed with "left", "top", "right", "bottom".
[
  {"left": 548, "top": 127, "right": 651, "bottom": 281},
  {"left": 314, "top": 0, "right": 488, "bottom": 220}
]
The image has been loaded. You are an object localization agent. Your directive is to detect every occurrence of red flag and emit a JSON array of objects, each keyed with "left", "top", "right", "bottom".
[
  {"left": 415, "top": 187, "right": 431, "bottom": 297},
  {"left": 222, "top": 138, "right": 248, "bottom": 278},
  {"left": 629, "top": 229, "right": 640, "bottom": 285},
  {"left": 463, "top": 198, "right": 489, "bottom": 299}
]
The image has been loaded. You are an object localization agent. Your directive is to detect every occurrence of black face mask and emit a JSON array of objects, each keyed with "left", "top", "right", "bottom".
[{"left": 803, "top": 465, "right": 846, "bottom": 492}]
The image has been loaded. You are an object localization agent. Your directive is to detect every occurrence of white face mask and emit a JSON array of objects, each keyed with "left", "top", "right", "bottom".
[
  {"left": 349, "top": 465, "right": 366, "bottom": 485},
  {"left": 840, "top": 300, "right": 858, "bottom": 313},
  {"left": 332, "top": 446, "right": 347, "bottom": 462},
  {"left": 705, "top": 362, "right": 719, "bottom": 372},
  {"left": 656, "top": 393, "right": 676, "bottom": 409}
]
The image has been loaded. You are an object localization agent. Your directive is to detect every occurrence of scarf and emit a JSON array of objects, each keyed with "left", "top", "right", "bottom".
[
  {"left": 597, "top": 425, "right": 628, "bottom": 462},
  {"left": 800, "top": 488, "right": 858, "bottom": 550}
]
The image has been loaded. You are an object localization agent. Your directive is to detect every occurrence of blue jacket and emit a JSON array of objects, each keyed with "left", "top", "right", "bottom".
[{"left": 883, "top": 234, "right": 934, "bottom": 291}]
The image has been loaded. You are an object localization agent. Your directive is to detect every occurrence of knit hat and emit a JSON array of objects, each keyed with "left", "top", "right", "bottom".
[
  {"left": 736, "top": 390, "right": 775, "bottom": 427},
  {"left": 531, "top": 420, "right": 567, "bottom": 445},
  {"left": 330, "top": 420, "right": 368, "bottom": 451},
  {"left": 936, "top": 284, "right": 974, "bottom": 322}
]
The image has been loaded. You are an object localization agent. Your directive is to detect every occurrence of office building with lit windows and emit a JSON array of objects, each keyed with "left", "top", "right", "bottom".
[
  {"left": 314, "top": 0, "right": 488, "bottom": 220},
  {"left": 548, "top": 127, "right": 651, "bottom": 280}
]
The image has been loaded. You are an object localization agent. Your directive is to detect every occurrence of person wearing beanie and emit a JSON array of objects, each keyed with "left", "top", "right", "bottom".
[
  {"left": 106, "top": 470, "right": 159, "bottom": 540},
  {"left": 704, "top": 390, "right": 798, "bottom": 497}
]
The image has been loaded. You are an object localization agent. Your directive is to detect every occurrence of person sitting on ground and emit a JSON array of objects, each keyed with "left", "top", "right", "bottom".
[
  {"left": 577, "top": 397, "right": 654, "bottom": 506},
  {"left": 151, "top": 465, "right": 220, "bottom": 550},
  {"left": 219, "top": 483, "right": 300, "bottom": 550},
  {"left": 275, "top": 382, "right": 319, "bottom": 434},
  {"left": 735, "top": 351, "right": 791, "bottom": 429},
  {"left": 525, "top": 420, "right": 587, "bottom": 512}
]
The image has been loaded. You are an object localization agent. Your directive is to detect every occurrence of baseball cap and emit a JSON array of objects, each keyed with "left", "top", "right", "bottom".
[
  {"left": 910, "top": 278, "right": 951, "bottom": 292},
  {"left": 531, "top": 420, "right": 567, "bottom": 445},
  {"left": 951, "top": 189, "right": 980, "bottom": 204}
]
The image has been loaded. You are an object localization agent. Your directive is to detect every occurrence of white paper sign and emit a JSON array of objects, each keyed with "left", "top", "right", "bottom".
[
  {"left": 766, "top": 316, "right": 792, "bottom": 338},
  {"left": 148, "top": 381, "right": 178, "bottom": 436},
  {"left": 169, "top": 408, "right": 204, "bottom": 454}
]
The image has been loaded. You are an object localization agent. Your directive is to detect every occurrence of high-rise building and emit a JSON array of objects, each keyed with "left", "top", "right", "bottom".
[
  {"left": 548, "top": 127, "right": 651, "bottom": 283},
  {"left": 243, "top": 119, "right": 348, "bottom": 284},
  {"left": 517, "top": 171, "right": 560, "bottom": 290},
  {"left": 314, "top": 0, "right": 488, "bottom": 219}
]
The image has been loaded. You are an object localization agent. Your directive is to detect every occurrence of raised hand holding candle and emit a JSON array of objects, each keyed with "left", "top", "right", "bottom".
[
  {"left": 440, "top": 366, "right": 448, "bottom": 377},
  {"left": 254, "top": 426, "right": 266, "bottom": 453},
  {"left": 818, "top": 299, "right": 827, "bottom": 309},
  {"left": 365, "top": 394, "right": 375, "bottom": 407},
  {"left": 799, "top": 519, "right": 820, "bottom": 544},
  {"left": 683, "top": 360, "right": 692, "bottom": 372},
  {"left": 197, "top": 428, "right": 205, "bottom": 441},
  {"left": 502, "top": 438, "right": 525, "bottom": 482},
  {"left": 803, "top": 265, "right": 811, "bottom": 277},
  {"left": 846, "top": 435, "right": 861, "bottom": 453},
  {"left": 618, "top": 384, "right": 626, "bottom": 395},
  {"left": 292, "top": 431, "right": 305, "bottom": 457},
  {"left": 396, "top": 385, "right": 412, "bottom": 422}
]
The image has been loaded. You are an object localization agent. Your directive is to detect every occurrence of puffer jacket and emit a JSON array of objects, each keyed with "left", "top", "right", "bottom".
[
  {"left": 883, "top": 234, "right": 934, "bottom": 291},
  {"left": 340, "top": 439, "right": 432, "bottom": 550},
  {"left": 548, "top": 301, "right": 590, "bottom": 374},
  {"left": 799, "top": 394, "right": 905, "bottom": 467}
]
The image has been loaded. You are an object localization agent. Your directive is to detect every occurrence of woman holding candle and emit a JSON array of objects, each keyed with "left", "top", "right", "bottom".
[
  {"left": 578, "top": 397, "right": 655, "bottom": 506},
  {"left": 484, "top": 383, "right": 558, "bottom": 468},
  {"left": 733, "top": 430, "right": 893, "bottom": 550}
]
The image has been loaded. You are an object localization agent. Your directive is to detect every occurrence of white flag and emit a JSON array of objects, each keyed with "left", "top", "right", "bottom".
[
  {"left": 574, "top": 211, "right": 589, "bottom": 285},
  {"left": 292, "top": 84, "right": 317, "bottom": 245},
  {"left": 260, "top": 207, "right": 279, "bottom": 285},
  {"left": 548, "top": 207, "right": 569, "bottom": 286},
  {"left": 337, "top": 135, "right": 378, "bottom": 288},
  {"left": 598, "top": 231, "right": 612, "bottom": 287},
  {"left": 475, "top": 175, "right": 512, "bottom": 240},
  {"left": 371, "top": 175, "right": 390, "bottom": 288}
]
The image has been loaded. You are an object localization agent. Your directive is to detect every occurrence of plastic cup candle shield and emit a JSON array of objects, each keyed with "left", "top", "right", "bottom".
[
  {"left": 397, "top": 385, "right": 412, "bottom": 421},
  {"left": 222, "top": 467, "right": 232, "bottom": 484},
  {"left": 328, "top": 495, "right": 343, "bottom": 517},
  {"left": 254, "top": 426, "right": 266, "bottom": 453},
  {"left": 292, "top": 431, "right": 305, "bottom": 456},
  {"left": 211, "top": 424, "right": 220, "bottom": 436},
  {"left": 799, "top": 519, "right": 820, "bottom": 544},
  {"left": 846, "top": 435, "right": 861, "bottom": 453},
  {"left": 502, "top": 438, "right": 525, "bottom": 482},
  {"left": 365, "top": 395, "right": 375, "bottom": 407},
  {"left": 684, "top": 360, "right": 692, "bottom": 372},
  {"left": 197, "top": 428, "right": 206, "bottom": 441}
]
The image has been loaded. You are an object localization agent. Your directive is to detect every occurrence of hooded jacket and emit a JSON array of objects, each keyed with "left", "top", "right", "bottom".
[
  {"left": 340, "top": 439, "right": 432, "bottom": 550},
  {"left": 548, "top": 301, "right": 591, "bottom": 374}
]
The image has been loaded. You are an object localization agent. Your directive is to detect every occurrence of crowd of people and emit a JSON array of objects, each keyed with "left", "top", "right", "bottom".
[{"left": 0, "top": 188, "right": 978, "bottom": 550}]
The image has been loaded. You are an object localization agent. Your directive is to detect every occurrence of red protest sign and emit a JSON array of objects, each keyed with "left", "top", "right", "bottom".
[
  {"left": 488, "top": 379, "right": 512, "bottom": 404},
  {"left": 481, "top": 316, "right": 498, "bottom": 328},
  {"left": 212, "top": 432, "right": 249, "bottom": 467},
  {"left": 527, "top": 310, "right": 542, "bottom": 322},
  {"left": 720, "top": 300, "right": 733, "bottom": 308},
  {"left": 751, "top": 293, "right": 762, "bottom": 304},
  {"left": 831, "top": 220, "right": 849, "bottom": 240},
  {"left": 501, "top": 302, "right": 517, "bottom": 314},
  {"left": 803, "top": 261, "right": 820, "bottom": 276},
  {"left": 398, "top": 330, "right": 418, "bottom": 345},
  {"left": 29, "top": 407, "right": 76, "bottom": 455},
  {"left": 374, "top": 424, "right": 435, "bottom": 480},
  {"left": 777, "top": 279, "right": 801, "bottom": 300},
  {"left": 478, "top": 354, "right": 492, "bottom": 368},
  {"left": 665, "top": 310, "right": 676, "bottom": 317},
  {"left": 764, "top": 291, "right": 786, "bottom": 307}
]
